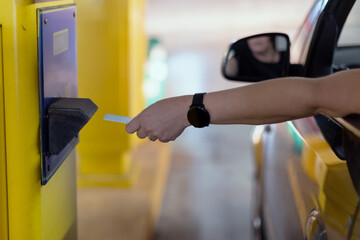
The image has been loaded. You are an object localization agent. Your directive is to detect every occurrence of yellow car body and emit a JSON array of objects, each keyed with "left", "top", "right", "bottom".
[{"left": 248, "top": 0, "right": 360, "bottom": 239}]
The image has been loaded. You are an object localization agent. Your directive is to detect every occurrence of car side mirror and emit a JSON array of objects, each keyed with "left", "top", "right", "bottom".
[{"left": 222, "top": 33, "right": 291, "bottom": 82}]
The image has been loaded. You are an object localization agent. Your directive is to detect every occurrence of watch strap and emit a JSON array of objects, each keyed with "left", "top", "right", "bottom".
[{"left": 190, "top": 93, "right": 206, "bottom": 107}]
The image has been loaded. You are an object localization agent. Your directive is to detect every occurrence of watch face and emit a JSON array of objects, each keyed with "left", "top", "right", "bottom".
[{"left": 187, "top": 106, "right": 210, "bottom": 128}]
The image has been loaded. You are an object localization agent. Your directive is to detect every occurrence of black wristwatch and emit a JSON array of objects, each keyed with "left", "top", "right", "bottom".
[{"left": 187, "top": 93, "right": 210, "bottom": 128}]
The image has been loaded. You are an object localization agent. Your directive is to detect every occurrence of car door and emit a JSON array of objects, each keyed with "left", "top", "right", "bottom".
[{"left": 261, "top": 0, "right": 360, "bottom": 239}]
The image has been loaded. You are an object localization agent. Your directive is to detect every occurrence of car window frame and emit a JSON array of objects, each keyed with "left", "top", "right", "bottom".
[
  {"left": 292, "top": 0, "right": 357, "bottom": 160},
  {"left": 303, "top": 0, "right": 356, "bottom": 77},
  {"left": 291, "top": 0, "right": 328, "bottom": 65}
]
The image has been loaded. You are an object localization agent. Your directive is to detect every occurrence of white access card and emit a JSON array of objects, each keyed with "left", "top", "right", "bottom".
[{"left": 103, "top": 114, "right": 132, "bottom": 124}]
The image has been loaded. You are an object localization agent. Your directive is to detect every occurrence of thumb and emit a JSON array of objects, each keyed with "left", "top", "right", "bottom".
[{"left": 126, "top": 117, "right": 140, "bottom": 134}]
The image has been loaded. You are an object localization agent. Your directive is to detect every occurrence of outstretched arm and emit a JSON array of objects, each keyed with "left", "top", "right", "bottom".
[{"left": 126, "top": 69, "right": 360, "bottom": 142}]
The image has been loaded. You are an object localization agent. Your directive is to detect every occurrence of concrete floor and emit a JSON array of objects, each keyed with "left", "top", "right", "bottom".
[
  {"left": 155, "top": 125, "right": 254, "bottom": 240},
  {"left": 154, "top": 44, "right": 255, "bottom": 240}
]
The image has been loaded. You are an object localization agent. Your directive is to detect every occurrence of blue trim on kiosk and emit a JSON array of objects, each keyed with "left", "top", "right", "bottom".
[{"left": 38, "top": 5, "right": 97, "bottom": 185}]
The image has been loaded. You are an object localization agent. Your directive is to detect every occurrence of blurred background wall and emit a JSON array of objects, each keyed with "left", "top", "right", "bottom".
[{"left": 145, "top": 1, "right": 313, "bottom": 240}]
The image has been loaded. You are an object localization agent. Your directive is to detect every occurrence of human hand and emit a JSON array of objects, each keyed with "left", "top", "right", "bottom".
[{"left": 126, "top": 95, "right": 192, "bottom": 142}]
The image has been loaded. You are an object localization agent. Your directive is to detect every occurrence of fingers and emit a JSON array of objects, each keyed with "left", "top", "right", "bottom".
[
  {"left": 126, "top": 117, "right": 140, "bottom": 134},
  {"left": 136, "top": 128, "right": 148, "bottom": 139},
  {"left": 158, "top": 138, "right": 169, "bottom": 143},
  {"left": 147, "top": 134, "right": 157, "bottom": 142},
  {"left": 136, "top": 128, "right": 159, "bottom": 142},
  {"left": 126, "top": 116, "right": 156, "bottom": 141},
  {"left": 127, "top": 118, "right": 148, "bottom": 139}
]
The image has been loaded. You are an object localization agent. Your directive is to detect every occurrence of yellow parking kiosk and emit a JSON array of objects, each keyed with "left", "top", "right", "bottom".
[{"left": 0, "top": 1, "right": 96, "bottom": 239}]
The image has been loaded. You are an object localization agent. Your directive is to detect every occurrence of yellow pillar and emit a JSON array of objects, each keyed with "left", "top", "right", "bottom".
[
  {"left": 0, "top": 1, "right": 79, "bottom": 239},
  {"left": 75, "top": 1, "right": 173, "bottom": 237},
  {"left": 77, "top": 0, "right": 146, "bottom": 186}
]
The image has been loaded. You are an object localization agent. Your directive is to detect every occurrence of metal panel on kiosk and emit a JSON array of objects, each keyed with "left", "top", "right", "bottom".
[{"left": 38, "top": 5, "right": 78, "bottom": 185}]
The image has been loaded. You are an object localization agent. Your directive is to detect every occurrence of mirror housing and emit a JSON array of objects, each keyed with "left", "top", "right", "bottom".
[{"left": 222, "top": 33, "right": 291, "bottom": 82}]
